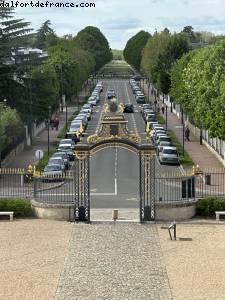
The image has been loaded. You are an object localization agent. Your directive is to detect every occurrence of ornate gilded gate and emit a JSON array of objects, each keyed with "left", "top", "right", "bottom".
[{"left": 74, "top": 98, "right": 156, "bottom": 223}]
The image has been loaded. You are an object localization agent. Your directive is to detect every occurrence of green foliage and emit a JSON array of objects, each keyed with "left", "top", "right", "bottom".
[
  {"left": 74, "top": 26, "right": 112, "bottom": 70},
  {"left": 34, "top": 20, "right": 58, "bottom": 49},
  {"left": 196, "top": 197, "right": 225, "bottom": 217},
  {"left": 0, "top": 199, "right": 33, "bottom": 217},
  {"left": 0, "top": 105, "right": 24, "bottom": 150},
  {"left": 167, "top": 130, "right": 193, "bottom": 166},
  {"left": 171, "top": 40, "right": 225, "bottom": 139},
  {"left": 36, "top": 150, "right": 55, "bottom": 171},
  {"left": 57, "top": 111, "right": 79, "bottom": 139},
  {"left": 112, "top": 49, "right": 124, "bottom": 60},
  {"left": 124, "top": 31, "right": 150, "bottom": 70},
  {"left": 156, "top": 113, "right": 166, "bottom": 124},
  {"left": 141, "top": 32, "right": 189, "bottom": 94},
  {"left": 30, "top": 64, "right": 59, "bottom": 120}
]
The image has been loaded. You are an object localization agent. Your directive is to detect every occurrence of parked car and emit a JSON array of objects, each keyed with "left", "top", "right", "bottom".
[
  {"left": 59, "top": 139, "right": 75, "bottom": 149},
  {"left": 57, "top": 144, "right": 74, "bottom": 160},
  {"left": 107, "top": 89, "right": 116, "bottom": 99},
  {"left": 52, "top": 152, "right": 70, "bottom": 169},
  {"left": 48, "top": 157, "right": 65, "bottom": 171},
  {"left": 123, "top": 104, "right": 134, "bottom": 113},
  {"left": 80, "top": 108, "right": 91, "bottom": 120},
  {"left": 158, "top": 146, "right": 179, "bottom": 165},
  {"left": 157, "top": 141, "right": 172, "bottom": 154},
  {"left": 65, "top": 132, "right": 80, "bottom": 144},
  {"left": 43, "top": 164, "right": 64, "bottom": 181},
  {"left": 156, "top": 136, "right": 172, "bottom": 145}
]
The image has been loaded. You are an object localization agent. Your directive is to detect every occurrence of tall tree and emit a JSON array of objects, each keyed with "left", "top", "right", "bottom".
[
  {"left": 141, "top": 31, "right": 189, "bottom": 94},
  {"left": 73, "top": 26, "right": 112, "bottom": 71},
  {"left": 0, "top": 7, "right": 33, "bottom": 113},
  {"left": 123, "top": 30, "right": 151, "bottom": 70},
  {"left": 34, "top": 20, "right": 58, "bottom": 50}
]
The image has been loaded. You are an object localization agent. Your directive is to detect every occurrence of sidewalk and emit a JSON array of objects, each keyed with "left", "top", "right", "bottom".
[
  {"left": 143, "top": 83, "right": 224, "bottom": 171},
  {"left": 3, "top": 90, "right": 88, "bottom": 169}
]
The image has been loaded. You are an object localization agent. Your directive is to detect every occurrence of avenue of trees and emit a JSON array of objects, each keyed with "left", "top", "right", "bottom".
[
  {"left": 123, "top": 30, "right": 151, "bottom": 70},
  {"left": 0, "top": 7, "right": 112, "bottom": 150},
  {"left": 171, "top": 40, "right": 225, "bottom": 139},
  {"left": 124, "top": 27, "right": 225, "bottom": 139}
]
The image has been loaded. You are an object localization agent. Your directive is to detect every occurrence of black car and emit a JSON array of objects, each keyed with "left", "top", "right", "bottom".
[{"left": 123, "top": 104, "right": 134, "bottom": 113}]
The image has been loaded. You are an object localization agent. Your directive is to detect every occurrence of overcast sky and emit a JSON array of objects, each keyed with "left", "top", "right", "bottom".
[{"left": 15, "top": 0, "right": 225, "bottom": 49}]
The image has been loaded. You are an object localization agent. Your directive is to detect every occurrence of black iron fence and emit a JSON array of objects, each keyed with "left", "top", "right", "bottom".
[{"left": 1, "top": 169, "right": 225, "bottom": 203}]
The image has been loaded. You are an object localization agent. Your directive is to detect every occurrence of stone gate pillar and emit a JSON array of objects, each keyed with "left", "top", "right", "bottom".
[
  {"left": 74, "top": 145, "right": 90, "bottom": 222},
  {"left": 139, "top": 149, "right": 155, "bottom": 222}
]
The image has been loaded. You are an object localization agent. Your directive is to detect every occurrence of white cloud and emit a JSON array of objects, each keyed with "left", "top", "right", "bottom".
[{"left": 13, "top": 0, "right": 225, "bottom": 49}]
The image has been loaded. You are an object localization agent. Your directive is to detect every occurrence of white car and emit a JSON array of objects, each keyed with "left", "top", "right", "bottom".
[
  {"left": 59, "top": 139, "right": 75, "bottom": 150},
  {"left": 43, "top": 164, "right": 64, "bottom": 181},
  {"left": 159, "top": 146, "right": 179, "bottom": 165}
]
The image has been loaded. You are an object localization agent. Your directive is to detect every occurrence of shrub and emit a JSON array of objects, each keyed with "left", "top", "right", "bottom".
[
  {"left": 196, "top": 197, "right": 225, "bottom": 217},
  {"left": 36, "top": 150, "right": 55, "bottom": 171},
  {"left": 0, "top": 199, "right": 33, "bottom": 217}
]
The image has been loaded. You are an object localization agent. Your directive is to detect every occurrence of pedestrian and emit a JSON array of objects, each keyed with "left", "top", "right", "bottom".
[
  {"left": 157, "top": 104, "right": 160, "bottom": 113},
  {"left": 185, "top": 126, "right": 190, "bottom": 141},
  {"left": 54, "top": 116, "right": 59, "bottom": 131},
  {"left": 161, "top": 104, "right": 165, "bottom": 114}
]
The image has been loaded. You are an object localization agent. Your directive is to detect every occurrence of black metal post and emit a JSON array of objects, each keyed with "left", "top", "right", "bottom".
[
  {"left": 166, "top": 105, "right": 168, "bottom": 130},
  {"left": 181, "top": 108, "right": 184, "bottom": 124},
  {"left": 60, "top": 65, "right": 63, "bottom": 112},
  {"left": 48, "top": 106, "right": 51, "bottom": 156},
  {"left": 200, "top": 127, "right": 203, "bottom": 145},
  {"left": 148, "top": 83, "right": 150, "bottom": 103},
  {"left": 65, "top": 103, "right": 68, "bottom": 131},
  {"left": 183, "top": 122, "right": 185, "bottom": 156},
  {"left": 170, "top": 99, "right": 173, "bottom": 113}
]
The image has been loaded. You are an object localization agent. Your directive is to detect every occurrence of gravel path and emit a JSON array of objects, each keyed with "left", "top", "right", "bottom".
[{"left": 56, "top": 223, "right": 173, "bottom": 300}]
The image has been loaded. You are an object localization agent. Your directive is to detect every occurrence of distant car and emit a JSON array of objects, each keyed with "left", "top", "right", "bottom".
[
  {"left": 157, "top": 141, "right": 172, "bottom": 154},
  {"left": 132, "top": 74, "right": 141, "bottom": 81},
  {"left": 57, "top": 144, "right": 74, "bottom": 160},
  {"left": 59, "top": 139, "right": 75, "bottom": 150},
  {"left": 123, "top": 104, "right": 134, "bottom": 113},
  {"left": 48, "top": 157, "right": 65, "bottom": 171},
  {"left": 107, "top": 89, "right": 116, "bottom": 99},
  {"left": 43, "top": 164, "right": 64, "bottom": 181},
  {"left": 52, "top": 152, "right": 70, "bottom": 170},
  {"left": 156, "top": 136, "right": 172, "bottom": 145},
  {"left": 136, "top": 95, "right": 145, "bottom": 104},
  {"left": 159, "top": 146, "right": 179, "bottom": 165}
]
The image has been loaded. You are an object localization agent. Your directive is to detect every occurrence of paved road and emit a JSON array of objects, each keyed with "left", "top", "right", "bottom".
[{"left": 33, "top": 79, "right": 187, "bottom": 207}]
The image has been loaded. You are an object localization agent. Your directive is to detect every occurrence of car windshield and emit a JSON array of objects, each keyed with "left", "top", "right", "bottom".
[
  {"left": 49, "top": 158, "right": 62, "bottom": 164},
  {"left": 45, "top": 165, "right": 61, "bottom": 171},
  {"left": 58, "top": 146, "right": 72, "bottom": 151},
  {"left": 163, "top": 149, "right": 177, "bottom": 155}
]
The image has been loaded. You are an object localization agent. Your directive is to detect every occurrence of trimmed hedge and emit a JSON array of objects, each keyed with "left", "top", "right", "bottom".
[
  {"left": 196, "top": 197, "right": 225, "bottom": 217},
  {"left": 0, "top": 199, "right": 33, "bottom": 217}
]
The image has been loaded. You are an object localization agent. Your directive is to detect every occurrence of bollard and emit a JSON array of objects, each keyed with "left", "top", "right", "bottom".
[{"left": 112, "top": 209, "right": 118, "bottom": 221}]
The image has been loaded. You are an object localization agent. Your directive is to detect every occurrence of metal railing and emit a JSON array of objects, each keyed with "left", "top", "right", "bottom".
[{"left": 1, "top": 168, "right": 225, "bottom": 203}]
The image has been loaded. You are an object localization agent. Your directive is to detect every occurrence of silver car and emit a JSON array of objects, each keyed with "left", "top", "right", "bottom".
[{"left": 159, "top": 146, "right": 179, "bottom": 165}]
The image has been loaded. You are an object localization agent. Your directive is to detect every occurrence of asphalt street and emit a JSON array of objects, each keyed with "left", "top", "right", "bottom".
[{"left": 34, "top": 79, "right": 187, "bottom": 207}]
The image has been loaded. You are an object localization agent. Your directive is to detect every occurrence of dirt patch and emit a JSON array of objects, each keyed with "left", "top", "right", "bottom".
[
  {"left": 0, "top": 219, "right": 72, "bottom": 300},
  {"left": 158, "top": 224, "right": 225, "bottom": 300}
]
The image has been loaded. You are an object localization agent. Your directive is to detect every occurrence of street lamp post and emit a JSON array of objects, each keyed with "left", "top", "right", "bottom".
[
  {"left": 147, "top": 83, "right": 150, "bottom": 103},
  {"left": 65, "top": 103, "right": 68, "bottom": 131},
  {"left": 165, "top": 105, "right": 168, "bottom": 130},
  {"left": 47, "top": 106, "right": 51, "bottom": 156},
  {"left": 183, "top": 122, "right": 185, "bottom": 156}
]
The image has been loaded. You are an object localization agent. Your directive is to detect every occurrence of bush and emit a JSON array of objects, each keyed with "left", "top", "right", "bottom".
[
  {"left": 57, "top": 111, "right": 79, "bottom": 139},
  {"left": 0, "top": 199, "right": 33, "bottom": 217},
  {"left": 196, "top": 197, "right": 225, "bottom": 217},
  {"left": 36, "top": 150, "right": 55, "bottom": 171},
  {"left": 167, "top": 129, "right": 193, "bottom": 166}
]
